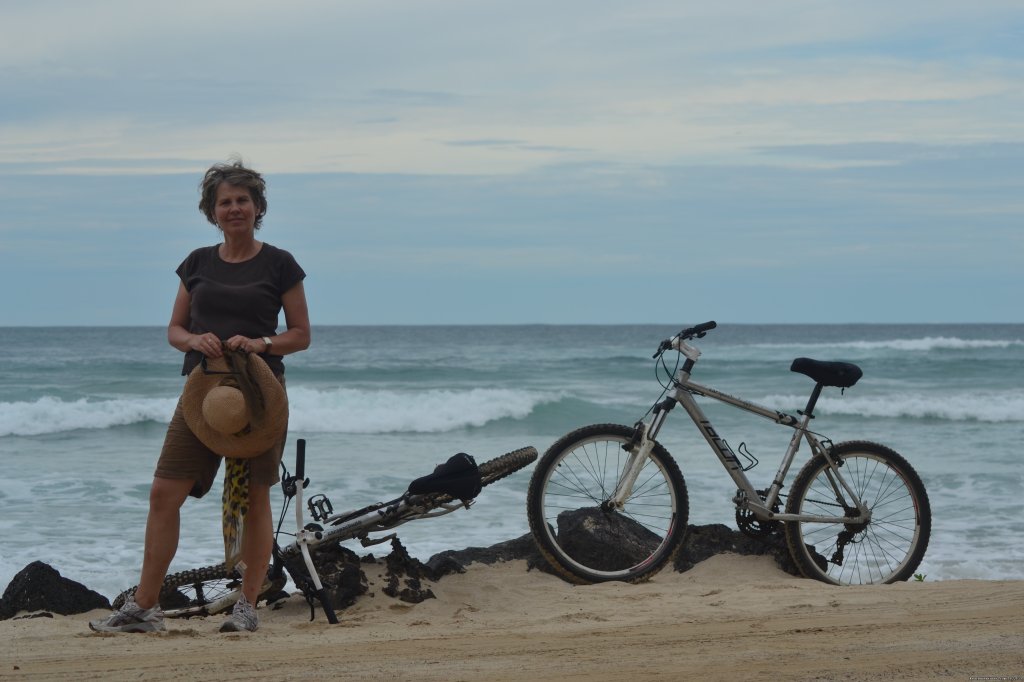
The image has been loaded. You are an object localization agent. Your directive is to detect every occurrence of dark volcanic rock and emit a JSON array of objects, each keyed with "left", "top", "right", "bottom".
[
  {"left": 552, "top": 507, "right": 665, "bottom": 573},
  {"left": 382, "top": 538, "right": 436, "bottom": 603},
  {"left": 285, "top": 543, "right": 369, "bottom": 612},
  {"left": 0, "top": 561, "right": 110, "bottom": 620},
  {"left": 673, "top": 523, "right": 799, "bottom": 575},
  {"left": 427, "top": 533, "right": 550, "bottom": 577},
  {"left": 428, "top": 517, "right": 800, "bottom": 580},
  {"left": 286, "top": 538, "right": 440, "bottom": 611}
]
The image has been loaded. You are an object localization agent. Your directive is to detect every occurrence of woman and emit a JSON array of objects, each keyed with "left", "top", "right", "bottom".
[{"left": 90, "top": 160, "right": 311, "bottom": 634}]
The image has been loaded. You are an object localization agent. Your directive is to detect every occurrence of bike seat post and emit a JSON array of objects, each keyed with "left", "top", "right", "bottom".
[{"left": 802, "top": 383, "right": 825, "bottom": 418}]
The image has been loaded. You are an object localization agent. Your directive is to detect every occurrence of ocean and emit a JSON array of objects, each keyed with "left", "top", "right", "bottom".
[{"left": 1, "top": 324, "right": 1022, "bottom": 600}]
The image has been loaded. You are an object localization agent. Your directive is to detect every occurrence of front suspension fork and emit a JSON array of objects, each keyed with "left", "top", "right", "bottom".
[{"left": 607, "top": 421, "right": 656, "bottom": 510}]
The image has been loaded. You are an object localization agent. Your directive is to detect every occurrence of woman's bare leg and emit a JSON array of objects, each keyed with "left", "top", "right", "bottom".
[
  {"left": 133, "top": 477, "right": 194, "bottom": 609},
  {"left": 240, "top": 482, "right": 273, "bottom": 603}
]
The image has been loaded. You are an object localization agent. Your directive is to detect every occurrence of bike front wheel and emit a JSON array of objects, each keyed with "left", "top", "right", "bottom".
[
  {"left": 784, "top": 440, "right": 931, "bottom": 585},
  {"left": 527, "top": 424, "right": 689, "bottom": 584}
]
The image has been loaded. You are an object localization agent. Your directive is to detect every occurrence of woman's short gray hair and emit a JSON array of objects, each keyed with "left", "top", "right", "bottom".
[{"left": 198, "top": 159, "right": 268, "bottom": 230}]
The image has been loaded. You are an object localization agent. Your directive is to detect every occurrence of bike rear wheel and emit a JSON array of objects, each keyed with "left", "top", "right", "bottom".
[
  {"left": 784, "top": 440, "right": 931, "bottom": 585},
  {"left": 480, "top": 446, "right": 538, "bottom": 486},
  {"left": 113, "top": 564, "right": 285, "bottom": 618},
  {"left": 527, "top": 424, "right": 688, "bottom": 584}
]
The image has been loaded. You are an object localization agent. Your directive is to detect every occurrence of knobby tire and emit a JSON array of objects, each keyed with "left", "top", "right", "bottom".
[
  {"left": 527, "top": 424, "right": 689, "bottom": 585},
  {"left": 113, "top": 563, "right": 274, "bottom": 618}
]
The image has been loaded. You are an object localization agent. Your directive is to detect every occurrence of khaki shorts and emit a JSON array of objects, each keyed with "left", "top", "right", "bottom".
[{"left": 155, "top": 377, "right": 287, "bottom": 499}]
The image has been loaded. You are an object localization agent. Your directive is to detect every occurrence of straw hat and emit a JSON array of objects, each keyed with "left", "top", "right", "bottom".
[{"left": 181, "top": 351, "right": 288, "bottom": 458}]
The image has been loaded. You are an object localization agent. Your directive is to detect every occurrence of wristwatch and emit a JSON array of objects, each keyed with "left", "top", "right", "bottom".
[{"left": 261, "top": 336, "right": 273, "bottom": 351}]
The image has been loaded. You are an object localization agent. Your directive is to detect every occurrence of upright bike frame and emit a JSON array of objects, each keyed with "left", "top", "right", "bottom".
[{"left": 614, "top": 338, "right": 871, "bottom": 526}]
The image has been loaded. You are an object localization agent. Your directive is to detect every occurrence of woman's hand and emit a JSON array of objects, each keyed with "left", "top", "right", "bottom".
[
  {"left": 225, "top": 335, "right": 270, "bottom": 354},
  {"left": 190, "top": 332, "right": 225, "bottom": 358}
]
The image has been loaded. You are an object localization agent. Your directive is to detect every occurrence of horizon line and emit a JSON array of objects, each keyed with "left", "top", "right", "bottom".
[{"left": 2, "top": 321, "right": 1022, "bottom": 330}]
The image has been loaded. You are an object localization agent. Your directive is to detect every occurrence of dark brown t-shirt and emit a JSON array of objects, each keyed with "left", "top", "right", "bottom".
[{"left": 176, "top": 242, "right": 306, "bottom": 376}]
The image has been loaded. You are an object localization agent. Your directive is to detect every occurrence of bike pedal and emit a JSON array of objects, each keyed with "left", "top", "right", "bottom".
[{"left": 307, "top": 494, "right": 334, "bottom": 522}]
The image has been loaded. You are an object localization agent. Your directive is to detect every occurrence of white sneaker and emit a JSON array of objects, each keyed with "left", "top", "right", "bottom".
[
  {"left": 219, "top": 594, "right": 258, "bottom": 633},
  {"left": 89, "top": 598, "right": 166, "bottom": 633}
]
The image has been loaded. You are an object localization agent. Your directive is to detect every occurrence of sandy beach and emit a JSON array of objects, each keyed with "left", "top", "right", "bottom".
[{"left": 2, "top": 554, "right": 1022, "bottom": 681}]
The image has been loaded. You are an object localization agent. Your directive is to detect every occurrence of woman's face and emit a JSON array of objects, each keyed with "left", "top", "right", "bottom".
[{"left": 214, "top": 183, "right": 257, "bottom": 236}]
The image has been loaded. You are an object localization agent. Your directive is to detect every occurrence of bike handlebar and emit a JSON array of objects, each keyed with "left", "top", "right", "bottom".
[
  {"left": 653, "top": 320, "right": 717, "bottom": 358},
  {"left": 683, "top": 320, "right": 717, "bottom": 338}
]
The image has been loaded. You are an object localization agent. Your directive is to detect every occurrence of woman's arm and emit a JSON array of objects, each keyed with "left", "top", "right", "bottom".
[
  {"left": 225, "top": 281, "right": 311, "bottom": 356},
  {"left": 167, "top": 281, "right": 224, "bottom": 357}
]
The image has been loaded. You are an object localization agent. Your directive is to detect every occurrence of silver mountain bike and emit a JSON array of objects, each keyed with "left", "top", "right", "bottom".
[{"left": 527, "top": 321, "right": 930, "bottom": 586}]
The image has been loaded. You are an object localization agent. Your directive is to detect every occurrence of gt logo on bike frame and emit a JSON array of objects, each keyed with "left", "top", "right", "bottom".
[{"left": 698, "top": 421, "right": 743, "bottom": 470}]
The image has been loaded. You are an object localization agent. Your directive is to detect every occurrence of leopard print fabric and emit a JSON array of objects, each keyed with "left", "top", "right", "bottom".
[{"left": 222, "top": 457, "right": 250, "bottom": 571}]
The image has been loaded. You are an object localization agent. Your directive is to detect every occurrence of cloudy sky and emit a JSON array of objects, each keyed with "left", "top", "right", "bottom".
[{"left": 1, "top": 1, "right": 1021, "bottom": 325}]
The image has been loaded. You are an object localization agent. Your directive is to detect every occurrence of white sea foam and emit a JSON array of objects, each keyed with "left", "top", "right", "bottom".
[
  {"left": 0, "top": 387, "right": 551, "bottom": 437},
  {"left": 759, "top": 391, "right": 1024, "bottom": 423},
  {"left": 830, "top": 337, "right": 1023, "bottom": 352},
  {"left": 0, "top": 396, "right": 179, "bottom": 437},
  {"left": 286, "top": 386, "right": 549, "bottom": 433},
  {"left": 750, "top": 337, "right": 1023, "bottom": 353},
  {"left": 4, "top": 384, "right": 1016, "bottom": 439}
]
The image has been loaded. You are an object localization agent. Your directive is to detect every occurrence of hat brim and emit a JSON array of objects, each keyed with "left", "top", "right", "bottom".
[{"left": 182, "top": 352, "right": 288, "bottom": 459}]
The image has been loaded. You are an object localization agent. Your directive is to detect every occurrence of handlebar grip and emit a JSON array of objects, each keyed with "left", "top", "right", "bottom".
[
  {"left": 680, "top": 320, "right": 717, "bottom": 338},
  {"left": 295, "top": 438, "right": 306, "bottom": 481}
]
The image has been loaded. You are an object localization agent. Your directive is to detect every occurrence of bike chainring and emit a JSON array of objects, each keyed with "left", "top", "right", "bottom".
[{"left": 736, "top": 490, "right": 781, "bottom": 539}]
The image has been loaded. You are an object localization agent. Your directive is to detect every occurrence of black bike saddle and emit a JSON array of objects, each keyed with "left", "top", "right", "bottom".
[
  {"left": 790, "top": 357, "right": 863, "bottom": 388},
  {"left": 408, "top": 452, "right": 483, "bottom": 501}
]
